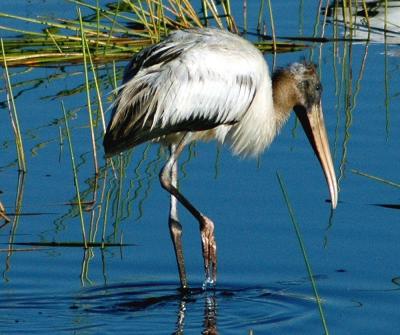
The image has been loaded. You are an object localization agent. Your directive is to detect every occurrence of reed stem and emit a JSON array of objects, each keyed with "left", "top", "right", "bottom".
[
  {"left": 277, "top": 172, "right": 329, "bottom": 335},
  {"left": 267, "top": 0, "right": 276, "bottom": 52},
  {"left": 62, "top": 101, "right": 88, "bottom": 249},
  {"left": 257, "top": 0, "right": 265, "bottom": 34},
  {"left": 1, "top": 38, "right": 26, "bottom": 172},
  {"left": 351, "top": 169, "right": 400, "bottom": 189},
  {"left": 84, "top": 35, "right": 106, "bottom": 134},
  {"left": 243, "top": 0, "right": 248, "bottom": 33},
  {"left": 78, "top": 8, "right": 99, "bottom": 175}
]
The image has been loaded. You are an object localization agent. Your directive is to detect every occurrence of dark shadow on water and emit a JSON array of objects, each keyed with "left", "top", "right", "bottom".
[{"left": 372, "top": 203, "right": 400, "bottom": 210}]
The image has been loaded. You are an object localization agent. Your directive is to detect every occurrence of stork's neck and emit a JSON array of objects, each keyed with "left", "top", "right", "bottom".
[{"left": 271, "top": 69, "right": 297, "bottom": 133}]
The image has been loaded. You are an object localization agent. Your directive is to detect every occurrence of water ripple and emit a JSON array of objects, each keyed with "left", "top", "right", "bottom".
[
  {"left": 0, "top": 280, "right": 345, "bottom": 334},
  {"left": 74, "top": 281, "right": 317, "bottom": 333}
]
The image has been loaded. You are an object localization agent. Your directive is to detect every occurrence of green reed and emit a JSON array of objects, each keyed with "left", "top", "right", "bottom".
[
  {"left": 62, "top": 101, "right": 88, "bottom": 249},
  {"left": 243, "top": 0, "right": 247, "bottom": 32},
  {"left": 0, "top": 201, "right": 10, "bottom": 224},
  {"left": 277, "top": 172, "right": 329, "bottom": 335},
  {"left": 101, "top": 188, "right": 112, "bottom": 248},
  {"left": 1, "top": 38, "right": 26, "bottom": 172},
  {"left": 4, "top": 172, "right": 26, "bottom": 275},
  {"left": 267, "top": 0, "right": 276, "bottom": 51},
  {"left": 86, "top": 35, "right": 106, "bottom": 133},
  {"left": 79, "top": 8, "right": 99, "bottom": 176},
  {"left": 257, "top": 0, "right": 265, "bottom": 34},
  {"left": 351, "top": 169, "right": 400, "bottom": 189},
  {"left": 361, "top": 0, "right": 371, "bottom": 40},
  {"left": 0, "top": 0, "right": 306, "bottom": 68}
]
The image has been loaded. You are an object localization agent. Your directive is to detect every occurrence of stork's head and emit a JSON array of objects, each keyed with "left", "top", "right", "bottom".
[{"left": 273, "top": 63, "right": 338, "bottom": 209}]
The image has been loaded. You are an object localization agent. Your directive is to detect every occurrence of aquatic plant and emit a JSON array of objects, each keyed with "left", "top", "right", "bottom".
[{"left": 0, "top": 0, "right": 309, "bottom": 67}]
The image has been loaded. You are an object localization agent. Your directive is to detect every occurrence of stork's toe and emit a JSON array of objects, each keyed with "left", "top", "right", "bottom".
[{"left": 200, "top": 215, "right": 217, "bottom": 289}]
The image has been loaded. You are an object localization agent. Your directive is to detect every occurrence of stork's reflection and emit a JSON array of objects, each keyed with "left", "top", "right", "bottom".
[
  {"left": 174, "top": 291, "right": 217, "bottom": 335},
  {"left": 203, "top": 295, "right": 217, "bottom": 335}
]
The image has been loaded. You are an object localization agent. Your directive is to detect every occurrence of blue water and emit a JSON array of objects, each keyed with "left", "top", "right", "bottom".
[{"left": 1, "top": 0, "right": 400, "bottom": 334}]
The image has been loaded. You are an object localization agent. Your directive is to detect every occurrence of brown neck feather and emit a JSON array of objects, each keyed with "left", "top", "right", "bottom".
[{"left": 272, "top": 69, "right": 298, "bottom": 132}]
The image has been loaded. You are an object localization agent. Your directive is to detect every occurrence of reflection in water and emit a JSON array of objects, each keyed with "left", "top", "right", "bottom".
[
  {"left": 203, "top": 294, "right": 218, "bottom": 335},
  {"left": 49, "top": 137, "right": 164, "bottom": 251},
  {"left": 325, "top": 0, "right": 397, "bottom": 146},
  {"left": 326, "top": 0, "right": 400, "bottom": 43},
  {"left": 80, "top": 247, "right": 112, "bottom": 288},
  {"left": 3, "top": 171, "right": 26, "bottom": 281},
  {"left": 0, "top": 200, "right": 10, "bottom": 224},
  {"left": 1, "top": 275, "right": 388, "bottom": 333},
  {"left": 174, "top": 292, "right": 218, "bottom": 334},
  {"left": 180, "top": 142, "right": 197, "bottom": 180},
  {"left": 323, "top": 208, "right": 336, "bottom": 248},
  {"left": 174, "top": 298, "right": 186, "bottom": 334},
  {"left": 173, "top": 290, "right": 218, "bottom": 335},
  {"left": 337, "top": 41, "right": 369, "bottom": 187},
  {"left": 74, "top": 282, "right": 322, "bottom": 334},
  {"left": 132, "top": 144, "right": 162, "bottom": 221},
  {"left": 81, "top": 247, "right": 95, "bottom": 286},
  {"left": 320, "top": 28, "right": 370, "bottom": 191}
]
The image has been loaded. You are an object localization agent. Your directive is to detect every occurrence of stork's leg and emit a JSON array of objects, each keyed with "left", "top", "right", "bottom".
[
  {"left": 168, "top": 144, "right": 188, "bottom": 290},
  {"left": 160, "top": 136, "right": 217, "bottom": 288}
]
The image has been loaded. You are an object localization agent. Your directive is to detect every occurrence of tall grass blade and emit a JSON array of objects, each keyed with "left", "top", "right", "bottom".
[
  {"left": 84, "top": 35, "right": 106, "bottom": 134},
  {"left": 104, "top": 0, "right": 121, "bottom": 55},
  {"left": 62, "top": 101, "right": 88, "bottom": 249},
  {"left": 102, "top": 189, "right": 112, "bottom": 248},
  {"left": 1, "top": 38, "right": 26, "bottom": 172},
  {"left": 276, "top": 172, "right": 329, "bottom": 335},
  {"left": 351, "top": 169, "right": 400, "bottom": 188},
  {"left": 0, "top": 201, "right": 10, "bottom": 224},
  {"left": 5, "top": 172, "right": 26, "bottom": 270},
  {"left": 257, "top": 0, "right": 265, "bottom": 34},
  {"left": 201, "top": 0, "right": 209, "bottom": 26},
  {"left": 45, "top": 29, "right": 64, "bottom": 54},
  {"left": 78, "top": 8, "right": 99, "bottom": 175},
  {"left": 361, "top": 0, "right": 371, "bottom": 40},
  {"left": 243, "top": 0, "right": 248, "bottom": 33},
  {"left": 0, "top": 1, "right": 306, "bottom": 67},
  {"left": 267, "top": 0, "right": 276, "bottom": 52}
]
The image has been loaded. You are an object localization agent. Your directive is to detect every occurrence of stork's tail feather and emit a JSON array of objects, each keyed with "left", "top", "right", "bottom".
[
  {"left": 103, "top": 131, "right": 118, "bottom": 158},
  {"left": 103, "top": 125, "right": 143, "bottom": 158}
]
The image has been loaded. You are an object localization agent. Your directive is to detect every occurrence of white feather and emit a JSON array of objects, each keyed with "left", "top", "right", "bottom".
[{"left": 106, "top": 28, "right": 277, "bottom": 157}]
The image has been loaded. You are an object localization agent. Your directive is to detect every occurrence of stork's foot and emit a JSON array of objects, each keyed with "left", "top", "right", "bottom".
[{"left": 200, "top": 215, "right": 217, "bottom": 290}]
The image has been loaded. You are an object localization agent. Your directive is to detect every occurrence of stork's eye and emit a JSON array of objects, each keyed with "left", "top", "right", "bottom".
[{"left": 315, "top": 83, "right": 322, "bottom": 92}]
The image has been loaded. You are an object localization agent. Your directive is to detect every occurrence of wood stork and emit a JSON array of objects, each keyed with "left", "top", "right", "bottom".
[{"left": 103, "top": 28, "right": 338, "bottom": 290}]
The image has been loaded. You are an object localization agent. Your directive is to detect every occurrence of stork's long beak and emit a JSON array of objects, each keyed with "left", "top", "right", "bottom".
[{"left": 295, "top": 102, "right": 338, "bottom": 209}]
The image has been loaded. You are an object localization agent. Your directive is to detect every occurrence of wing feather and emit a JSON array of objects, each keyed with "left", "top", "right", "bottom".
[{"left": 104, "top": 29, "right": 265, "bottom": 156}]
